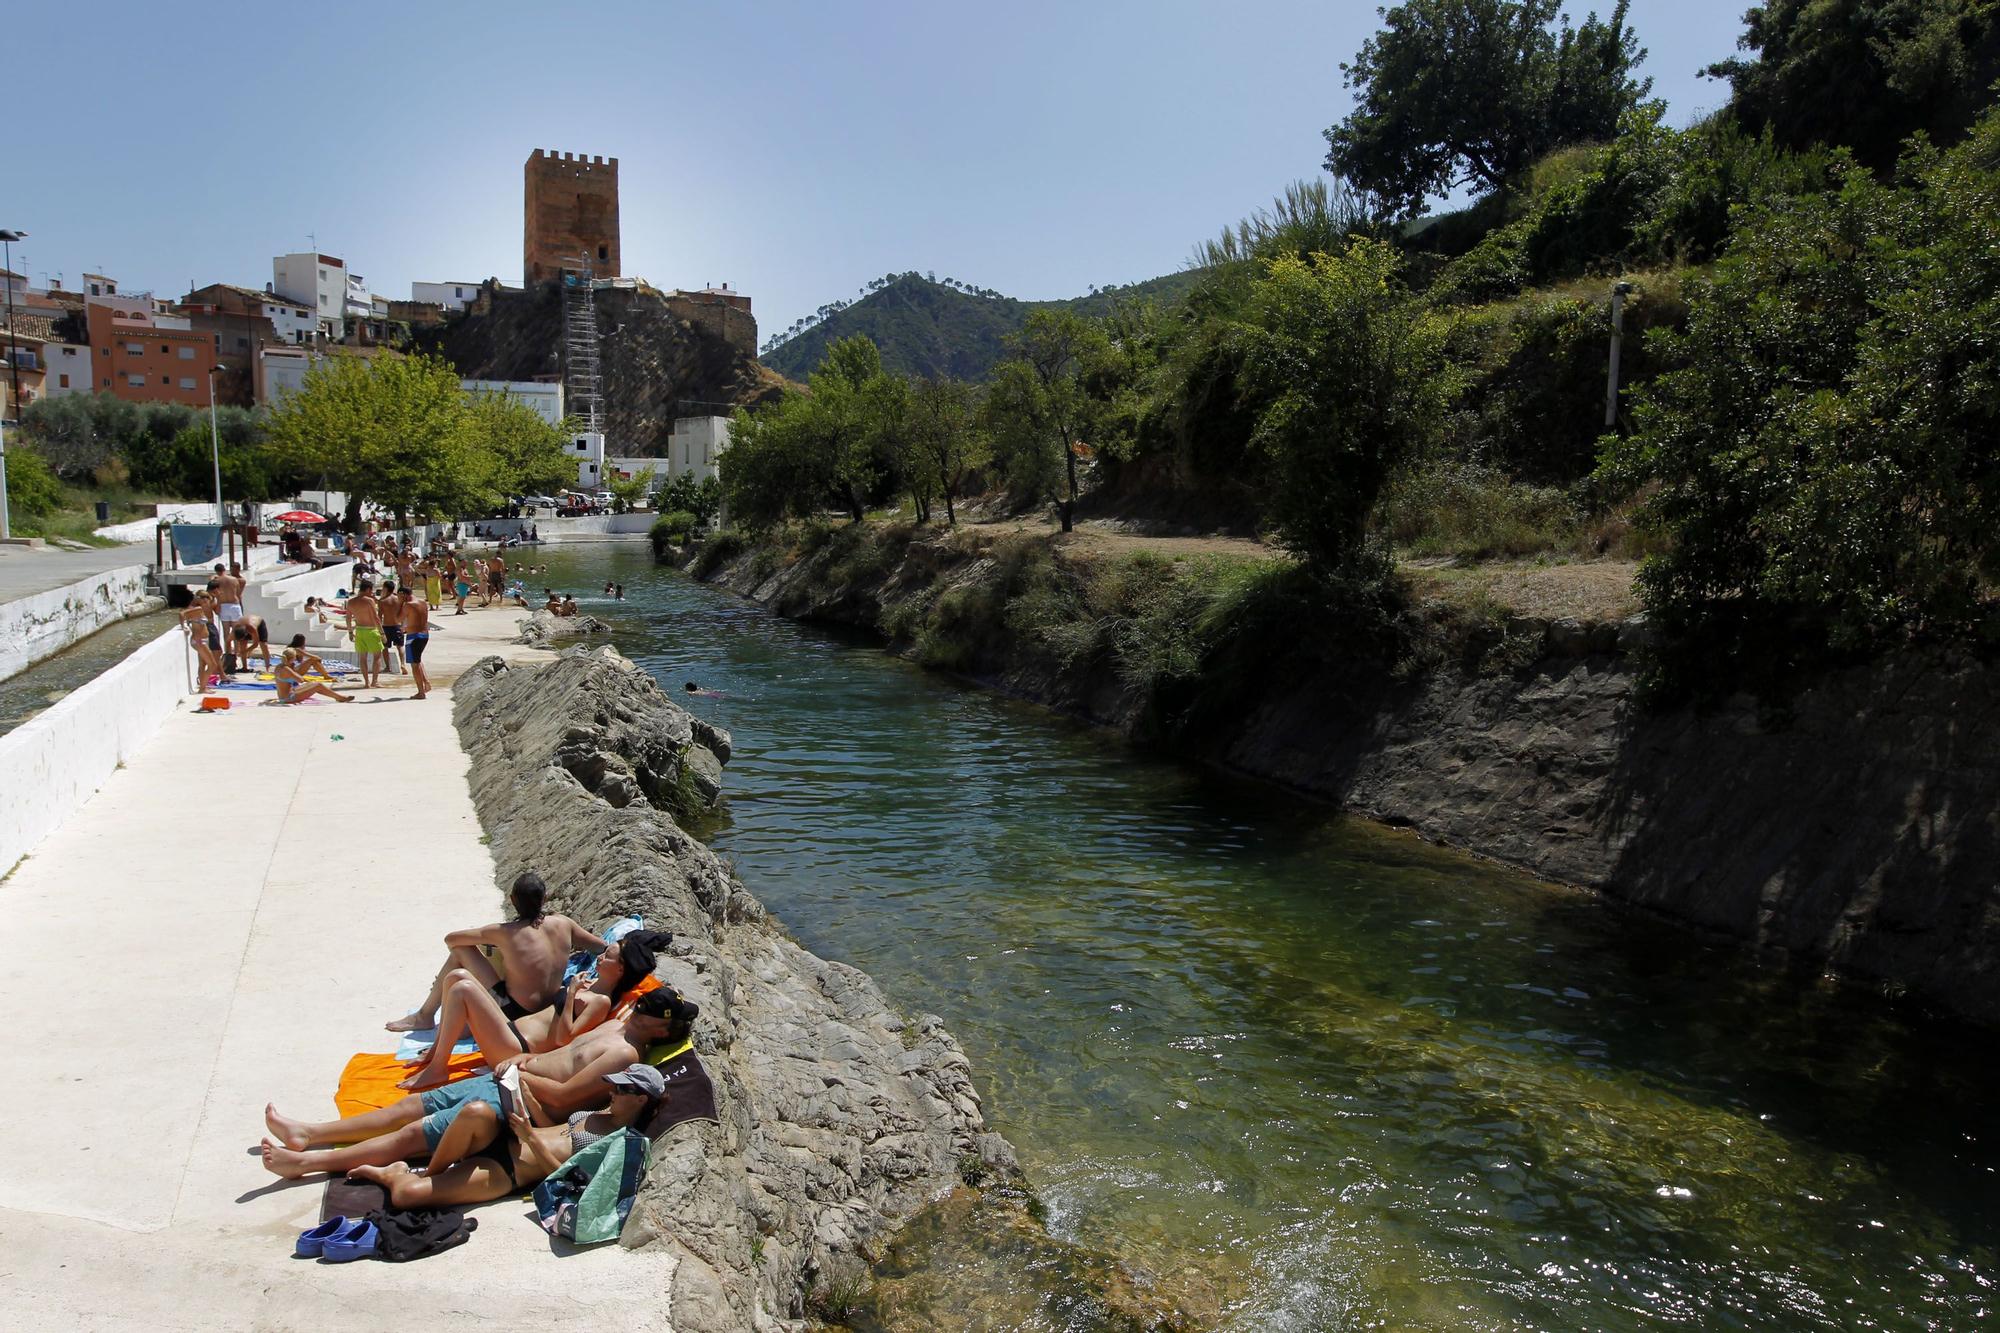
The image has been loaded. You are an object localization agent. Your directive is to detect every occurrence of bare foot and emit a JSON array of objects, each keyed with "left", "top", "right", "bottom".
[
  {"left": 333, "top": 693, "right": 355, "bottom": 703},
  {"left": 384, "top": 1012, "right": 430, "bottom": 1033},
  {"left": 349, "top": 1161, "right": 410, "bottom": 1189},
  {"left": 396, "top": 1066, "right": 448, "bottom": 1092},
  {"left": 264, "top": 1102, "right": 311, "bottom": 1151},
  {"left": 260, "top": 1138, "right": 313, "bottom": 1179}
]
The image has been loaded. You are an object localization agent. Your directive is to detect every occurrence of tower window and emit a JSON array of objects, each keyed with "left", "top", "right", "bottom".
[{"left": 598, "top": 245, "right": 608, "bottom": 261}]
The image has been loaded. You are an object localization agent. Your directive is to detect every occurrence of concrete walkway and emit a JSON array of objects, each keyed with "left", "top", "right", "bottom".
[
  {"left": 0, "top": 538, "right": 152, "bottom": 604},
  {"left": 0, "top": 606, "right": 677, "bottom": 1331}
]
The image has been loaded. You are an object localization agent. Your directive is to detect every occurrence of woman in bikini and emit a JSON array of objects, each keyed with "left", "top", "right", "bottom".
[
  {"left": 273, "top": 647, "right": 354, "bottom": 704},
  {"left": 396, "top": 930, "right": 671, "bottom": 1090},
  {"left": 352, "top": 1056, "right": 673, "bottom": 1208}
]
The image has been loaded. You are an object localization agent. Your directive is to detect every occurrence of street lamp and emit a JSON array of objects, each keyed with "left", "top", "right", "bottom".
[
  {"left": 1605, "top": 280, "right": 1634, "bottom": 429},
  {"left": 0, "top": 227, "right": 25, "bottom": 540},
  {"left": 206, "top": 364, "right": 225, "bottom": 525}
]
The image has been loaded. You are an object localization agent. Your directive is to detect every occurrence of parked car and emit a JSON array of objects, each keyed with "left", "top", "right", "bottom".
[{"left": 522, "top": 495, "right": 560, "bottom": 509}]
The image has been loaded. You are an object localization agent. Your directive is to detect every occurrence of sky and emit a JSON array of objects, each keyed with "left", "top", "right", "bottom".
[{"left": 10, "top": 0, "right": 1751, "bottom": 341}]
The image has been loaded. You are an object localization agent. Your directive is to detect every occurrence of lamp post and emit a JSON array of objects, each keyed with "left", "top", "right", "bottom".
[
  {"left": 1605, "top": 280, "right": 1633, "bottom": 429},
  {"left": 206, "top": 364, "right": 225, "bottom": 526},
  {"left": 0, "top": 228, "right": 25, "bottom": 538}
]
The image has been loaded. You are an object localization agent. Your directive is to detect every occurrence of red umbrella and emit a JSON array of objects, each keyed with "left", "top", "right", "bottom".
[{"left": 270, "top": 510, "right": 327, "bottom": 524}]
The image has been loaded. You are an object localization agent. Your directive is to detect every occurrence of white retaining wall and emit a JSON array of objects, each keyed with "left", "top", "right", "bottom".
[
  {"left": 0, "top": 565, "right": 154, "bottom": 681},
  {"left": 0, "top": 627, "right": 191, "bottom": 873},
  {"left": 465, "top": 514, "right": 653, "bottom": 542}
]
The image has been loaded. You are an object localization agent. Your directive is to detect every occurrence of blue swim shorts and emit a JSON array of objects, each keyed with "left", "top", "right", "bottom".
[{"left": 418, "top": 1073, "right": 501, "bottom": 1150}]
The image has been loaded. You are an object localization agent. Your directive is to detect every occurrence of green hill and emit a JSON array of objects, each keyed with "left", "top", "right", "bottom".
[{"left": 761, "top": 270, "right": 1203, "bottom": 382}]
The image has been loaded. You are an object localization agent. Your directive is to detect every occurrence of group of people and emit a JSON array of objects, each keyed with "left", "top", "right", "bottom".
[
  {"left": 180, "top": 563, "right": 351, "bottom": 703},
  {"left": 260, "top": 872, "right": 695, "bottom": 1211}
]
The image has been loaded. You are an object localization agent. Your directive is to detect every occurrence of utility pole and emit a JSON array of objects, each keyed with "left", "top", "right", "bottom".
[
  {"left": 207, "top": 365, "right": 225, "bottom": 526},
  {"left": 1605, "top": 280, "right": 1633, "bottom": 429},
  {"left": 0, "top": 228, "right": 25, "bottom": 538}
]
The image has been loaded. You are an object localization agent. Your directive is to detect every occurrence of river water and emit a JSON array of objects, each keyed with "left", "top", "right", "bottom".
[{"left": 533, "top": 546, "right": 1996, "bottom": 1330}]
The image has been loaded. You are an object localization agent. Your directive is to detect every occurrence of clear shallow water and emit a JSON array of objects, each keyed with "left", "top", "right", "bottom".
[
  {"left": 0, "top": 609, "right": 177, "bottom": 737},
  {"left": 538, "top": 547, "right": 1997, "bottom": 1330}
]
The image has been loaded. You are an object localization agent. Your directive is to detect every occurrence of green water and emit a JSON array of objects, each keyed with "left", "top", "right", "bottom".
[{"left": 538, "top": 547, "right": 1997, "bottom": 1330}]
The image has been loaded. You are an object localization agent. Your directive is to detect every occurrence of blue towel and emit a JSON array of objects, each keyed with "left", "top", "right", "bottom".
[{"left": 171, "top": 524, "right": 225, "bottom": 565}]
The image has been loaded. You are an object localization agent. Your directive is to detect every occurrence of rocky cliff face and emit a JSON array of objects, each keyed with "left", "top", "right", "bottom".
[
  {"left": 419, "top": 284, "right": 788, "bottom": 454},
  {"left": 452, "top": 647, "right": 1012, "bottom": 1328},
  {"left": 689, "top": 532, "right": 2000, "bottom": 1028}
]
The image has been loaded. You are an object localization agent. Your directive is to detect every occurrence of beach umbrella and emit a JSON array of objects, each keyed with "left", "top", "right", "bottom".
[{"left": 271, "top": 510, "right": 327, "bottom": 524}]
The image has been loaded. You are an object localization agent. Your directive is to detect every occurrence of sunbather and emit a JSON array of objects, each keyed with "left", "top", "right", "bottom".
[
  {"left": 353, "top": 1062, "right": 668, "bottom": 1209},
  {"left": 274, "top": 648, "right": 354, "bottom": 704},
  {"left": 386, "top": 871, "right": 607, "bottom": 1034},
  {"left": 261, "top": 987, "right": 696, "bottom": 1179},
  {"left": 396, "top": 929, "right": 672, "bottom": 1091}
]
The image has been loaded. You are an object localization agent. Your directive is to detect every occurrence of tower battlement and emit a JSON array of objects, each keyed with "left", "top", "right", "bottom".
[{"left": 525, "top": 149, "right": 620, "bottom": 286}]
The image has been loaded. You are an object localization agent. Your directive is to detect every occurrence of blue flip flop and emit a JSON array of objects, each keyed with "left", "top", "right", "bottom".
[
  {"left": 295, "top": 1216, "right": 347, "bottom": 1258},
  {"left": 319, "top": 1218, "right": 379, "bottom": 1263}
]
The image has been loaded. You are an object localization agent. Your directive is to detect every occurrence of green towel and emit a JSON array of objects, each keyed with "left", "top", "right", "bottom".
[{"left": 533, "top": 1128, "right": 649, "bottom": 1245}]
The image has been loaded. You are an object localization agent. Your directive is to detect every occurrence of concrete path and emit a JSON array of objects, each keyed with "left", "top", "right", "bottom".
[
  {"left": 0, "top": 605, "right": 677, "bottom": 1331},
  {"left": 0, "top": 539, "right": 151, "bottom": 604}
]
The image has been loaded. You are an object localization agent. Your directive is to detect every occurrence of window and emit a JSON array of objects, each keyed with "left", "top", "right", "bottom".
[
  {"left": 178, "top": 346, "right": 195, "bottom": 360},
  {"left": 160, "top": 344, "right": 170, "bottom": 354},
  {"left": 179, "top": 377, "right": 196, "bottom": 390},
  {"left": 160, "top": 375, "right": 169, "bottom": 385},
  {"left": 598, "top": 245, "right": 607, "bottom": 261},
  {"left": 125, "top": 342, "right": 143, "bottom": 355},
  {"left": 318, "top": 269, "right": 327, "bottom": 281},
  {"left": 236, "top": 337, "right": 249, "bottom": 349},
  {"left": 58, "top": 374, "right": 69, "bottom": 388},
  {"left": 126, "top": 374, "right": 145, "bottom": 387}
]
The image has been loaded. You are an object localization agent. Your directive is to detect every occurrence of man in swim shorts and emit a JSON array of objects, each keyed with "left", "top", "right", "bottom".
[
  {"left": 345, "top": 580, "right": 383, "bottom": 689},
  {"left": 402, "top": 583, "right": 432, "bottom": 700},
  {"left": 379, "top": 582, "right": 406, "bottom": 675}
]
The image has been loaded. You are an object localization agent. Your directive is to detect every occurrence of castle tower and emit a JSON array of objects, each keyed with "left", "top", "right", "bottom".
[{"left": 524, "top": 149, "right": 621, "bottom": 287}]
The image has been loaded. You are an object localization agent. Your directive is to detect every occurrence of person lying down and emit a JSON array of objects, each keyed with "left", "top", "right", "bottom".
[{"left": 260, "top": 987, "right": 697, "bottom": 1209}]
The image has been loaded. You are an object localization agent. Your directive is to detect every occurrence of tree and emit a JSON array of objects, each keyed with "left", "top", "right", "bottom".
[
  {"left": 909, "top": 375, "right": 987, "bottom": 525},
  {"left": 984, "top": 310, "right": 1108, "bottom": 532},
  {"left": 1243, "top": 241, "right": 1449, "bottom": 576},
  {"left": 606, "top": 466, "right": 655, "bottom": 513},
  {"left": 468, "top": 393, "right": 572, "bottom": 503},
  {"left": 19, "top": 393, "right": 136, "bottom": 481},
  {"left": 1601, "top": 118, "right": 2000, "bottom": 697},
  {"left": 1324, "top": 0, "right": 1651, "bottom": 217},
  {"left": 1705, "top": 0, "right": 2000, "bottom": 170},
  {"left": 264, "top": 352, "right": 484, "bottom": 527}
]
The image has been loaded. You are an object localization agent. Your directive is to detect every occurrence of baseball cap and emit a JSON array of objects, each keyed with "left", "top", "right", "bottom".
[{"left": 603, "top": 1064, "right": 667, "bottom": 1098}]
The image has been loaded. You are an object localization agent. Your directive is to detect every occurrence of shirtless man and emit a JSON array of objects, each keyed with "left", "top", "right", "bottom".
[
  {"left": 484, "top": 554, "right": 506, "bottom": 608},
  {"left": 211, "top": 563, "right": 246, "bottom": 636},
  {"left": 379, "top": 582, "right": 406, "bottom": 675},
  {"left": 402, "top": 582, "right": 433, "bottom": 700},
  {"left": 261, "top": 986, "right": 695, "bottom": 1177},
  {"left": 228, "top": 612, "right": 273, "bottom": 672},
  {"left": 386, "top": 871, "right": 606, "bottom": 1033},
  {"left": 344, "top": 580, "right": 383, "bottom": 689}
]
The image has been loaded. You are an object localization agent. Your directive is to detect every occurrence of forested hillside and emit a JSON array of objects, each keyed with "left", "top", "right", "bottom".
[{"left": 761, "top": 271, "right": 1201, "bottom": 380}]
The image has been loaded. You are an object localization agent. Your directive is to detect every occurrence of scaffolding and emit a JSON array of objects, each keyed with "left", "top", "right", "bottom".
[{"left": 561, "top": 256, "right": 605, "bottom": 434}]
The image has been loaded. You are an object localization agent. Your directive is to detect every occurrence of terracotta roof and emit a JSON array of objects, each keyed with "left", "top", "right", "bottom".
[
  {"left": 190, "top": 282, "right": 313, "bottom": 312},
  {"left": 1, "top": 313, "right": 59, "bottom": 342}
]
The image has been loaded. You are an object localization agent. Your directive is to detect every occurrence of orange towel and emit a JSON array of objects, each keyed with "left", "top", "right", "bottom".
[{"left": 334, "top": 1050, "right": 488, "bottom": 1118}]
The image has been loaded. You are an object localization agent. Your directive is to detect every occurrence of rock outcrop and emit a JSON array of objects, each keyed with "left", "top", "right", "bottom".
[
  {"left": 689, "top": 529, "right": 2000, "bottom": 1027},
  {"left": 453, "top": 648, "right": 1005, "bottom": 1328},
  {"left": 513, "top": 609, "right": 612, "bottom": 648}
]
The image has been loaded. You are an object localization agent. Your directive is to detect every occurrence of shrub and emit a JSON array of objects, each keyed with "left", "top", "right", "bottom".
[
  {"left": 648, "top": 510, "right": 697, "bottom": 557},
  {"left": 687, "top": 529, "right": 749, "bottom": 579},
  {"left": 3, "top": 441, "right": 63, "bottom": 517},
  {"left": 1378, "top": 457, "right": 1580, "bottom": 559}
]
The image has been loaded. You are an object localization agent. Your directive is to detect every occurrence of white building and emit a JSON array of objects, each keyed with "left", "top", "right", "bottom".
[
  {"left": 272, "top": 252, "right": 348, "bottom": 339},
  {"left": 568, "top": 430, "right": 606, "bottom": 490},
  {"left": 260, "top": 345, "right": 318, "bottom": 404},
  {"left": 665, "top": 415, "right": 732, "bottom": 483},
  {"left": 413, "top": 281, "right": 480, "bottom": 312},
  {"left": 82, "top": 272, "right": 118, "bottom": 298},
  {"left": 41, "top": 343, "right": 89, "bottom": 397},
  {"left": 462, "top": 378, "right": 564, "bottom": 428},
  {"left": 345, "top": 271, "right": 371, "bottom": 323}
]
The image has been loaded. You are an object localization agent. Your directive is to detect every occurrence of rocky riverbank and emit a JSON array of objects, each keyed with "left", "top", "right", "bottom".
[
  {"left": 680, "top": 525, "right": 2000, "bottom": 1027},
  {"left": 453, "top": 647, "right": 1011, "bottom": 1327}
]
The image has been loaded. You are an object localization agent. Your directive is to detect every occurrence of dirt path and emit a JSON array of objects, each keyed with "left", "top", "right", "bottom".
[{"left": 958, "top": 517, "right": 1642, "bottom": 621}]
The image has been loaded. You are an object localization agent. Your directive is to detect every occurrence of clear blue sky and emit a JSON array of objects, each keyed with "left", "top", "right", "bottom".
[{"left": 10, "top": 0, "right": 1749, "bottom": 340}]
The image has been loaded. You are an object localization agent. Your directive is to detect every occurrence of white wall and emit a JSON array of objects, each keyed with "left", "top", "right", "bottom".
[
  {"left": 465, "top": 513, "right": 653, "bottom": 542},
  {"left": 0, "top": 565, "right": 154, "bottom": 681},
  {"left": 462, "top": 379, "right": 564, "bottom": 427},
  {"left": 272, "top": 253, "right": 344, "bottom": 339},
  {"left": 414, "top": 282, "right": 478, "bottom": 311},
  {"left": 0, "top": 626, "right": 190, "bottom": 874},
  {"left": 667, "top": 416, "right": 731, "bottom": 482},
  {"left": 42, "top": 343, "right": 89, "bottom": 397}
]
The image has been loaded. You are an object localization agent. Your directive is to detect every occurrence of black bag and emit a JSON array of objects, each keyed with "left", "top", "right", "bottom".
[
  {"left": 364, "top": 1206, "right": 478, "bottom": 1262},
  {"left": 222, "top": 651, "right": 239, "bottom": 674}
]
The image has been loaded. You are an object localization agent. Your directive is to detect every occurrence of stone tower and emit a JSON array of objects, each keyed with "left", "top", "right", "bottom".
[{"left": 524, "top": 149, "right": 621, "bottom": 286}]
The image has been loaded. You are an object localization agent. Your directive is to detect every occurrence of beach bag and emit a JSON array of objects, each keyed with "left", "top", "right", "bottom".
[
  {"left": 532, "top": 1129, "right": 649, "bottom": 1244},
  {"left": 365, "top": 1206, "right": 477, "bottom": 1262}
]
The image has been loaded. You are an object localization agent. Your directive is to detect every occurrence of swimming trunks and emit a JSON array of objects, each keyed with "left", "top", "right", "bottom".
[
  {"left": 486, "top": 571, "right": 503, "bottom": 591},
  {"left": 255, "top": 620, "right": 268, "bottom": 643},
  {"left": 455, "top": 581, "right": 472, "bottom": 597},
  {"left": 383, "top": 624, "right": 404, "bottom": 648},
  {"left": 219, "top": 602, "right": 244, "bottom": 623},
  {"left": 492, "top": 982, "right": 532, "bottom": 1021},
  {"left": 206, "top": 625, "right": 222, "bottom": 652},
  {"left": 353, "top": 626, "right": 385, "bottom": 654},
  {"left": 418, "top": 1073, "right": 502, "bottom": 1150},
  {"left": 404, "top": 631, "right": 429, "bottom": 664}
]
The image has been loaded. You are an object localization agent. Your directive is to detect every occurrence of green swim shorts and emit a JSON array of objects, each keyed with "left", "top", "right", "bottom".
[{"left": 354, "top": 626, "right": 385, "bottom": 654}]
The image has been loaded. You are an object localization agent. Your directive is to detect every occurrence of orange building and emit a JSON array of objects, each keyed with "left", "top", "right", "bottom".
[{"left": 85, "top": 299, "right": 214, "bottom": 406}]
